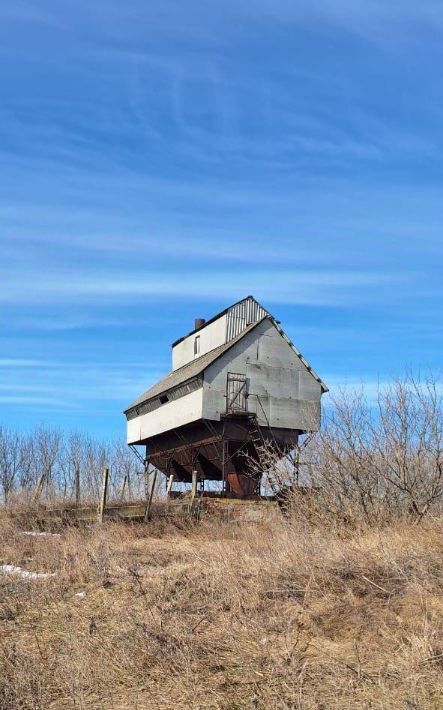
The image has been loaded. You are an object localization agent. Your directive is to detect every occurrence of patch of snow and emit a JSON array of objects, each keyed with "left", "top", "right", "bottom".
[
  {"left": 0, "top": 564, "right": 56, "bottom": 580},
  {"left": 20, "top": 531, "right": 61, "bottom": 538},
  {"left": 74, "top": 591, "right": 86, "bottom": 598}
]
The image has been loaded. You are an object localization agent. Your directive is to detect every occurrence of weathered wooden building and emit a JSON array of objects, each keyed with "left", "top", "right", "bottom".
[{"left": 125, "top": 296, "right": 327, "bottom": 497}]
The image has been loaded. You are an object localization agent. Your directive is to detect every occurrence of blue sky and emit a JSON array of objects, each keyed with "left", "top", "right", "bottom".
[{"left": 1, "top": 0, "right": 442, "bottom": 438}]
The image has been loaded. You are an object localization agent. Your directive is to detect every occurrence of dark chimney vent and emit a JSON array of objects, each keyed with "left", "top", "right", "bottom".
[{"left": 195, "top": 318, "right": 206, "bottom": 330}]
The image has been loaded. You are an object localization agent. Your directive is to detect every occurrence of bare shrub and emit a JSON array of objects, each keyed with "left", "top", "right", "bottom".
[
  {"left": 0, "top": 428, "right": 145, "bottom": 506},
  {"left": 251, "top": 373, "right": 443, "bottom": 525},
  {"left": 0, "top": 428, "right": 21, "bottom": 505}
]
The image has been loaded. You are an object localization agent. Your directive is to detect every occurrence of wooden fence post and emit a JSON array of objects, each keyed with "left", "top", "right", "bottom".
[
  {"left": 119, "top": 474, "right": 128, "bottom": 502},
  {"left": 144, "top": 470, "right": 157, "bottom": 522},
  {"left": 75, "top": 466, "right": 81, "bottom": 507},
  {"left": 98, "top": 467, "right": 109, "bottom": 523},
  {"left": 191, "top": 469, "right": 198, "bottom": 502},
  {"left": 166, "top": 474, "right": 174, "bottom": 497},
  {"left": 31, "top": 473, "right": 46, "bottom": 504}
]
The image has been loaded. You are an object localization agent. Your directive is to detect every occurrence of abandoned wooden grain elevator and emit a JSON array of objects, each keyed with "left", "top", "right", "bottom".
[{"left": 124, "top": 296, "right": 327, "bottom": 497}]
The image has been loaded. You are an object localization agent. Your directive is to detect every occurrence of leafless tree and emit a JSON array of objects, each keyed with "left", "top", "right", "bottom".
[
  {"left": 4, "top": 373, "right": 439, "bottom": 519},
  {"left": 0, "top": 427, "right": 21, "bottom": 504},
  {"left": 32, "top": 427, "right": 62, "bottom": 500},
  {"left": 113, "top": 441, "right": 143, "bottom": 500},
  {"left": 373, "top": 375, "right": 443, "bottom": 521},
  {"left": 0, "top": 425, "right": 148, "bottom": 504},
  {"left": 251, "top": 374, "right": 443, "bottom": 524},
  {"left": 17, "top": 432, "right": 37, "bottom": 493}
]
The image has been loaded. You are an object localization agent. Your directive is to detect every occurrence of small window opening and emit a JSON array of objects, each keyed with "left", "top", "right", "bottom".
[
  {"left": 159, "top": 394, "right": 169, "bottom": 404},
  {"left": 194, "top": 335, "right": 200, "bottom": 356}
]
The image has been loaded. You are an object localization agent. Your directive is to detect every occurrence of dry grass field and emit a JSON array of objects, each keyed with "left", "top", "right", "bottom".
[{"left": 1, "top": 511, "right": 443, "bottom": 709}]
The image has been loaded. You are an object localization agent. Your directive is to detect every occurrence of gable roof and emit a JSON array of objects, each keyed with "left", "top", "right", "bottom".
[
  {"left": 124, "top": 311, "right": 328, "bottom": 417},
  {"left": 124, "top": 319, "right": 264, "bottom": 414}
]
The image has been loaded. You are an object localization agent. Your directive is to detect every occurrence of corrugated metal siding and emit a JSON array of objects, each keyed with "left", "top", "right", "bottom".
[{"left": 226, "top": 297, "right": 268, "bottom": 341}]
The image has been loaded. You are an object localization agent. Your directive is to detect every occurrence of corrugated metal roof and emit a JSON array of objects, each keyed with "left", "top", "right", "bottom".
[
  {"left": 124, "top": 319, "right": 264, "bottom": 414},
  {"left": 171, "top": 295, "right": 268, "bottom": 347}
]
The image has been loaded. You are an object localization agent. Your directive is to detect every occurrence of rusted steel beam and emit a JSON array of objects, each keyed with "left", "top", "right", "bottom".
[{"left": 150, "top": 434, "right": 222, "bottom": 459}]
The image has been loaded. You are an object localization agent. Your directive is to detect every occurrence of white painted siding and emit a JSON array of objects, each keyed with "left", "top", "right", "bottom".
[
  {"left": 126, "top": 389, "right": 203, "bottom": 443},
  {"left": 202, "top": 320, "right": 322, "bottom": 431},
  {"left": 172, "top": 315, "right": 227, "bottom": 370},
  {"left": 171, "top": 297, "right": 269, "bottom": 371}
]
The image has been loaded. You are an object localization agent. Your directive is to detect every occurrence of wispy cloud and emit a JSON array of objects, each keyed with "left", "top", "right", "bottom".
[
  {"left": 0, "top": 359, "right": 163, "bottom": 413},
  {"left": 0, "top": 267, "right": 406, "bottom": 307},
  {"left": 0, "top": 1, "right": 62, "bottom": 27},
  {"left": 0, "top": 359, "right": 51, "bottom": 368},
  {"left": 0, "top": 0, "right": 441, "bottom": 434}
]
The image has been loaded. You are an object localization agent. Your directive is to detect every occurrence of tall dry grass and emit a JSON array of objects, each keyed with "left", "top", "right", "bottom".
[{"left": 1, "top": 512, "right": 443, "bottom": 709}]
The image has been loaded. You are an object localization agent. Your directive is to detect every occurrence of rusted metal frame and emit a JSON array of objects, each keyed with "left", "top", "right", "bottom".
[
  {"left": 161, "top": 438, "right": 202, "bottom": 487},
  {"left": 170, "top": 460, "right": 190, "bottom": 481},
  {"left": 150, "top": 433, "right": 222, "bottom": 460},
  {"left": 228, "top": 438, "right": 252, "bottom": 464},
  {"left": 171, "top": 427, "right": 207, "bottom": 472},
  {"left": 171, "top": 428, "right": 194, "bottom": 466},
  {"left": 221, "top": 438, "right": 227, "bottom": 494},
  {"left": 197, "top": 446, "right": 222, "bottom": 465},
  {"left": 210, "top": 440, "right": 223, "bottom": 466},
  {"left": 190, "top": 441, "right": 204, "bottom": 471},
  {"left": 196, "top": 451, "right": 223, "bottom": 479},
  {"left": 202, "top": 419, "right": 223, "bottom": 443},
  {"left": 184, "top": 443, "right": 199, "bottom": 476},
  {"left": 165, "top": 453, "right": 174, "bottom": 477},
  {"left": 202, "top": 419, "right": 224, "bottom": 465},
  {"left": 220, "top": 420, "right": 227, "bottom": 494},
  {"left": 221, "top": 443, "right": 241, "bottom": 469},
  {"left": 170, "top": 432, "right": 200, "bottom": 471},
  {"left": 128, "top": 444, "right": 146, "bottom": 467},
  {"left": 202, "top": 418, "right": 219, "bottom": 438},
  {"left": 219, "top": 428, "right": 249, "bottom": 469},
  {"left": 251, "top": 396, "right": 280, "bottom": 451},
  {"left": 204, "top": 418, "right": 228, "bottom": 493},
  {"left": 229, "top": 439, "right": 263, "bottom": 489}
]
